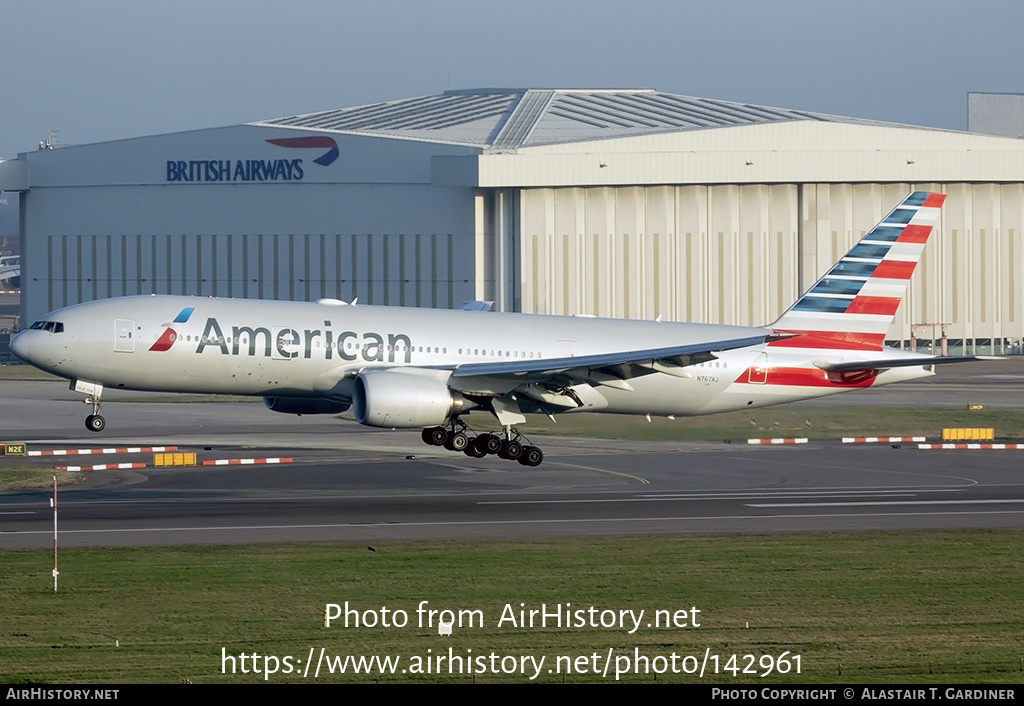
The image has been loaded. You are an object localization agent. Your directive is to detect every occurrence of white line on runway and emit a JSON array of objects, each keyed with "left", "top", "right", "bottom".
[
  {"left": 748, "top": 499, "right": 1024, "bottom": 508},
  {"left": 481, "top": 495, "right": 913, "bottom": 505},
  {"left": 636, "top": 489, "right": 954, "bottom": 499},
  {"left": 3, "top": 509, "right": 1024, "bottom": 539},
  {"left": 0, "top": 487, "right": 963, "bottom": 511},
  {"left": 480, "top": 489, "right": 957, "bottom": 505}
]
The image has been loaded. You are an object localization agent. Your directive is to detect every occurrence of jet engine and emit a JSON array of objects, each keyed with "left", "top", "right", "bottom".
[
  {"left": 352, "top": 368, "right": 469, "bottom": 428},
  {"left": 263, "top": 397, "right": 351, "bottom": 415}
]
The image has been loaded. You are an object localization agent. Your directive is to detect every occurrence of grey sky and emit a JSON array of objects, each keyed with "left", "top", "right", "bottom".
[{"left": 2, "top": 0, "right": 1022, "bottom": 159}]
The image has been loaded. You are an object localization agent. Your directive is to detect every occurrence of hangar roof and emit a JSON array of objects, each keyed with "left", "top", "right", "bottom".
[{"left": 252, "top": 88, "right": 910, "bottom": 150}]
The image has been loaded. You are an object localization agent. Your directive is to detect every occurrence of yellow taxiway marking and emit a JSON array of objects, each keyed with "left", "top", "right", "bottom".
[{"left": 547, "top": 461, "right": 650, "bottom": 485}]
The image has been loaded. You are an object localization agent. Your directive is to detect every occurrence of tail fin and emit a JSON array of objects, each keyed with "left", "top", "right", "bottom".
[{"left": 770, "top": 191, "right": 945, "bottom": 350}]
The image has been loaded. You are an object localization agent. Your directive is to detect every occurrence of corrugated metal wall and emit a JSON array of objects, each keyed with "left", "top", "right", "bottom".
[
  {"left": 519, "top": 184, "right": 799, "bottom": 325},
  {"left": 36, "top": 231, "right": 475, "bottom": 314},
  {"left": 518, "top": 183, "right": 1024, "bottom": 352},
  {"left": 20, "top": 180, "right": 482, "bottom": 325}
]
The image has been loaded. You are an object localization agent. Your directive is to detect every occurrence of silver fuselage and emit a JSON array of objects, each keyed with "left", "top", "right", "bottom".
[{"left": 11, "top": 295, "right": 932, "bottom": 421}]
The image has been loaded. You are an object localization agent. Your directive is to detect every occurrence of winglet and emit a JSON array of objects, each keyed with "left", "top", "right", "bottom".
[{"left": 770, "top": 191, "right": 945, "bottom": 350}]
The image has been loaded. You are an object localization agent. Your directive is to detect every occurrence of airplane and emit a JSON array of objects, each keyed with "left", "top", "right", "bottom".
[
  {"left": 10, "top": 192, "right": 984, "bottom": 466},
  {"left": 0, "top": 255, "right": 18, "bottom": 289}
]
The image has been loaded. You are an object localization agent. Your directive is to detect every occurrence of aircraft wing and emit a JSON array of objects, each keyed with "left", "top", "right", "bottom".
[
  {"left": 450, "top": 333, "right": 771, "bottom": 387},
  {"left": 815, "top": 356, "right": 1001, "bottom": 373}
]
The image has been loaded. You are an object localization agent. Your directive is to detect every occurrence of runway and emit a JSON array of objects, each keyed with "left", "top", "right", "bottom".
[
  {"left": 3, "top": 430, "right": 1023, "bottom": 547},
  {"left": 2, "top": 362, "right": 1023, "bottom": 548}
]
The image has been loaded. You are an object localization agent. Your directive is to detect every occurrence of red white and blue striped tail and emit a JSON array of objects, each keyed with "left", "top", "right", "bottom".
[{"left": 770, "top": 191, "right": 945, "bottom": 350}]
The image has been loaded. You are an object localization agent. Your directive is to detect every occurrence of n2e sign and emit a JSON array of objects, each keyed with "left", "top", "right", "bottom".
[{"left": 3, "top": 442, "right": 27, "bottom": 456}]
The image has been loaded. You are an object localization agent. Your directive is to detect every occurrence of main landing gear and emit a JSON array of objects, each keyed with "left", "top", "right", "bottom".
[{"left": 420, "top": 421, "right": 544, "bottom": 467}]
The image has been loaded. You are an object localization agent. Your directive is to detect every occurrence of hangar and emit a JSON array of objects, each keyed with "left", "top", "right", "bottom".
[{"left": 2, "top": 87, "right": 1023, "bottom": 354}]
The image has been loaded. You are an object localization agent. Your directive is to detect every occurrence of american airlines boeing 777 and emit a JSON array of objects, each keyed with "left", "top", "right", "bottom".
[{"left": 11, "top": 192, "right": 978, "bottom": 466}]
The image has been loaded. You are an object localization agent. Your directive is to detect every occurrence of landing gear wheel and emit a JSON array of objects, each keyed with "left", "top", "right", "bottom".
[
  {"left": 445, "top": 432, "right": 469, "bottom": 452},
  {"left": 517, "top": 446, "right": 544, "bottom": 467},
  {"left": 499, "top": 440, "right": 523, "bottom": 461},
  {"left": 477, "top": 433, "right": 502, "bottom": 455},
  {"left": 424, "top": 427, "right": 448, "bottom": 446},
  {"left": 464, "top": 439, "right": 488, "bottom": 458},
  {"left": 85, "top": 414, "right": 106, "bottom": 433}
]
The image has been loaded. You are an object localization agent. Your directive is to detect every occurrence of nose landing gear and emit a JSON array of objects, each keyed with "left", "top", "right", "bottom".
[
  {"left": 74, "top": 380, "right": 107, "bottom": 433},
  {"left": 85, "top": 411, "right": 106, "bottom": 433}
]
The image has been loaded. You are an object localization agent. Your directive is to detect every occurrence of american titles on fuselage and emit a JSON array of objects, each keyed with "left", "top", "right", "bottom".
[
  {"left": 192, "top": 317, "right": 414, "bottom": 363},
  {"left": 184, "top": 316, "right": 541, "bottom": 365}
]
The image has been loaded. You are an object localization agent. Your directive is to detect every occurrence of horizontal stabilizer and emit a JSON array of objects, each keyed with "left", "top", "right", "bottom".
[{"left": 814, "top": 356, "right": 1002, "bottom": 373}]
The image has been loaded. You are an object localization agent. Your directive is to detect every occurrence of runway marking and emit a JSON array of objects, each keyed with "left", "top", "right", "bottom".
[
  {"left": 0, "top": 511, "right": 35, "bottom": 515},
  {"left": 749, "top": 499, "right": 1024, "bottom": 508},
  {"left": 0, "top": 485, "right": 991, "bottom": 510},
  {"left": 636, "top": 489, "right": 953, "bottom": 498},
  {"left": 4, "top": 509, "right": 1024, "bottom": 539},
  {"left": 545, "top": 461, "right": 650, "bottom": 485},
  {"left": 480, "top": 489, "right": 959, "bottom": 505}
]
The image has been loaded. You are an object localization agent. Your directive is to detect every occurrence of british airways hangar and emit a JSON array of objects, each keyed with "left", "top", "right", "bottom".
[{"left": 2, "top": 88, "right": 1024, "bottom": 354}]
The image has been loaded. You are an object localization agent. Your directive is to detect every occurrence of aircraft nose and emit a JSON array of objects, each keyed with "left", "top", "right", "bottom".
[
  {"left": 10, "top": 330, "right": 56, "bottom": 369},
  {"left": 9, "top": 330, "right": 32, "bottom": 364}
]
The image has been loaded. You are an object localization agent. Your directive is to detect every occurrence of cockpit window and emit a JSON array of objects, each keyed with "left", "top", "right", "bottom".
[{"left": 28, "top": 320, "right": 63, "bottom": 333}]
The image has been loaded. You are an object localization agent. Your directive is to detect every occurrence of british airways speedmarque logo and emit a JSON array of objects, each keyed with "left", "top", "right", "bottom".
[
  {"left": 264, "top": 136, "right": 339, "bottom": 166},
  {"left": 164, "top": 135, "right": 339, "bottom": 182},
  {"left": 148, "top": 307, "right": 195, "bottom": 352}
]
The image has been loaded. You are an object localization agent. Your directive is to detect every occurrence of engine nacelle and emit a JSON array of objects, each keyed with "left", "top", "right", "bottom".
[
  {"left": 263, "top": 396, "right": 351, "bottom": 415},
  {"left": 352, "top": 368, "right": 468, "bottom": 428}
]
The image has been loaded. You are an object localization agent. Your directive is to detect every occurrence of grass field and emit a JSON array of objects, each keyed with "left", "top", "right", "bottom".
[
  {"left": 0, "top": 467, "right": 87, "bottom": 491},
  {"left": 0, "top": 365, "right": 60, "bottom": 381},
  {"left": 1, "top": 532, "right": 1022, "bottom": 684}
]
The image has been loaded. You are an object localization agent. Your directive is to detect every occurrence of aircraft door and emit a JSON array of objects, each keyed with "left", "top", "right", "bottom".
[
  {"left": 748, "top": 352, "right": 768, "bottom": 384},
  {"left": 114, "top": 319, "right": 135, "bottom": 353}
]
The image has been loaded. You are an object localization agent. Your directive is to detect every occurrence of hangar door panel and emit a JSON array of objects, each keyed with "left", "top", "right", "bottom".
[{"left": 518, "top": 185, "right": 799, "bottom": 327}]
